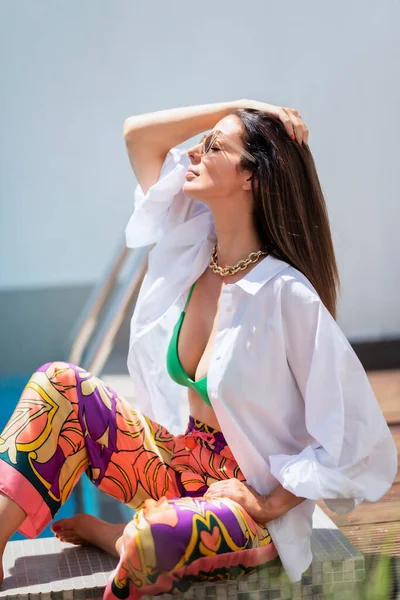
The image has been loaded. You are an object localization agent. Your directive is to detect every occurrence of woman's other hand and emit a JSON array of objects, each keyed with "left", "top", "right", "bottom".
[
  {"left": 203, "top": 479, "right": 276, "bottom": 524},
  {"left": 238, "top": 99, "right": 309, "bottom": 146}
]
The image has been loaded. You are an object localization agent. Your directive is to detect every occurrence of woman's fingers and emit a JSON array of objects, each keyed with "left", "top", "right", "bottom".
[
  {"left": 244, "top": 100, "right": 309, "bottom": 145},
  {"left": 277, "top": 108, "right": 296, "bottom": 140},
  {"left": 282, "top": 107, "right": 309, "bottom": 145}
]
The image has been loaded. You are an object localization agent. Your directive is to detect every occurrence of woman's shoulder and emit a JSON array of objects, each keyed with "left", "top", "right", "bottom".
[{"left": 266, "top": 254, "right": 322, "bottom": 304}]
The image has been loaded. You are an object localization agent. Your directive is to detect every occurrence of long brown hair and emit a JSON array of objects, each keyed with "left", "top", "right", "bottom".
[{"left": 234, "top": 108, "right": 341, "bottom": 319}]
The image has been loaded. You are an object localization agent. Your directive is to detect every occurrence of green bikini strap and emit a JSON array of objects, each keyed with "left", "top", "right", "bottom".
[{"left": 183, "top": 281, "right": 196, "bottom": 312}]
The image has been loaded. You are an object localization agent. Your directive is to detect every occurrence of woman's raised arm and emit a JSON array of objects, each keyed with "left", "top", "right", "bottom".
[{"left": 123, "top": 100, "right": 244, "bottom": 195}]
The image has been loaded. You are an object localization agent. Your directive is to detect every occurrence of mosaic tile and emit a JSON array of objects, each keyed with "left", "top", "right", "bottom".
[
  {"left": 343, "top": 570, "right": 356, "bottom": 582},
  {"left": 322, "top": 581, "right": 335, "bottom": 595},
  {"left": 247, "top": 581, "right": 259, "bottom": 591}
]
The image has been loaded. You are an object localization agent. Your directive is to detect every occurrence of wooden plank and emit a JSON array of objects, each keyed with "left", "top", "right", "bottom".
[
  {"left": 367, "top": 369, "right": 400, "bottom": 425},
  {"left": 339, "top": 521, "right": 400, "bottom": 557},
  {"left": 319, "top": 500, "right": 400, "bottom": 527},
  {"left": 391, "top": 425, "right": 400, "bottom": 484},
  {"left": 316, "top": 483, "right": 400, "bottom": 527}
]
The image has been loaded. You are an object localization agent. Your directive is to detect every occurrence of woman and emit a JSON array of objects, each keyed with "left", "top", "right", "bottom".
[{"left": 0, "top": 99, "right": 397, "bottom": 598}]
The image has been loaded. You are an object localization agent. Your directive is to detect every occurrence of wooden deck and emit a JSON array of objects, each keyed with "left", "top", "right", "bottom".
[{"left": 317, "top": 369, "right": 400, "bottom": 558}]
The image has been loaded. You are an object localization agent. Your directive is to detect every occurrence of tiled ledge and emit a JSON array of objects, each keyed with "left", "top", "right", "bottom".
[{"left": 0, "top": 506, "right": 364, "bottom": 600}]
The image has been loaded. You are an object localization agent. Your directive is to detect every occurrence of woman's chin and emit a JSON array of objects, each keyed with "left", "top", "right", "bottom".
[{"left": 183, "top": 180, "right": 199, "bottom": 195}]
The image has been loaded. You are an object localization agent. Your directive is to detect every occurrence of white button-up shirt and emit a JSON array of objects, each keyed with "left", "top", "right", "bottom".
[{"left": 125, "top": 146, "right": 398, "bottom": 583}]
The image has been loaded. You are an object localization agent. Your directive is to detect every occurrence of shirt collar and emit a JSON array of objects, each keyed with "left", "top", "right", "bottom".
[{"left": 203, "top": 233, "right": 290, "bottom": 295}]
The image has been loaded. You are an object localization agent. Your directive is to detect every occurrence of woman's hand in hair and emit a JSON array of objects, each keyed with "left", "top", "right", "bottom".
[{"left": 239, "top": 99, "right": 309, "bottom": 146}]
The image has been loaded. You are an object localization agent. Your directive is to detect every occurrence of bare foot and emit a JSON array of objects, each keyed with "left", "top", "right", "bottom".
[{"left": 51, "top": 514, "right": 126, "bottom": 558}]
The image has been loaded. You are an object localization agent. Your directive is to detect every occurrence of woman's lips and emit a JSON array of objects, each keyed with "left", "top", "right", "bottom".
[{"left": 185, "top": 171, "right": 198, "bottom": 178}]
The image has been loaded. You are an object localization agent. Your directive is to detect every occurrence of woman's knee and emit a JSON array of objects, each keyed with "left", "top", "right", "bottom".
[
  {"left": 35, "top": 361, "right": 86, "bottom": 379},
  {"left": 32, "top": 362, "right": 90, "bottom": 398},
  {"left": 36, "top": 360, "right": 78, "bottom": 370}
]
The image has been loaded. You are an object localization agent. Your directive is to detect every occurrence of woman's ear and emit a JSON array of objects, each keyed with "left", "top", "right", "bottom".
[{"left": 242, "top": 173, "right": 258, "bottom": 192}]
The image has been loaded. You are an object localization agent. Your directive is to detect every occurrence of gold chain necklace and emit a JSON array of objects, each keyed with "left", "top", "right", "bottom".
[{"left": 208, "top": 244, "right": 268, "bottom": 277}]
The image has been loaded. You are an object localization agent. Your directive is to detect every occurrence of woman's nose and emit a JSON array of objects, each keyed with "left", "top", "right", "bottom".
[{"left": 187, "top": 143, "right": 202, "bottom": 163}]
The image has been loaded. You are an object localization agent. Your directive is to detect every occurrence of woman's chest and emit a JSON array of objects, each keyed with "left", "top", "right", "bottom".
[
  {"left": 176, "top": 268, "right": 280, "bottom": 383},
  {"left": 177, "top": 273, "right": 224, "bottom": 381}
]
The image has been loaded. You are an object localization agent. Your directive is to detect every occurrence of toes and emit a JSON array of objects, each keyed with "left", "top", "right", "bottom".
[
  {"left": 51, "top": 518, "right": 72, "bottom": 533},
  {"left": 56, "top": 529, "right": 83, "bottom": 545}
]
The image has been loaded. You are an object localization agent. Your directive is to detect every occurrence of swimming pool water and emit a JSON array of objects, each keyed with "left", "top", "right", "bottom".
[{"left": 0, "top": 373, "right": 78, "bottom": 540}]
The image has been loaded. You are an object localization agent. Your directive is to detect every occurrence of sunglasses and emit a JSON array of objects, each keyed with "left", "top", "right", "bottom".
[{"left": 199, "top": 130, "right": 257, "bottom": 164}]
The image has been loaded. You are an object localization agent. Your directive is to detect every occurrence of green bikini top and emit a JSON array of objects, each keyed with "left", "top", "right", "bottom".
[{"left": 166, "top": 281, "right": 212, "bottom": 407}]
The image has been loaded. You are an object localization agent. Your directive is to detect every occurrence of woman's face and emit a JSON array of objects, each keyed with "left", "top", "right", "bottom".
[{"left": 183, "top": 115, "right": 253, "bottom": 205}]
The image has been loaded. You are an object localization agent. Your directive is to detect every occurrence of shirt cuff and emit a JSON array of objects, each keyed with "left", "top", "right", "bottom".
[{"left": 268, "top": 433, "right": 397, "bottom": 515}]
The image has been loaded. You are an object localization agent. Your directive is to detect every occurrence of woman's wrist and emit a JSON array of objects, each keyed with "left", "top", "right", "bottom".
[
  {"left": 258, "top": 485, "right": 308, "bottom": 524},
  {"left": 233, "top": 98, "right": 255, "bottom": 111},
  {"left": 258, "top": 494, "right": 281, "bottom": 523}
]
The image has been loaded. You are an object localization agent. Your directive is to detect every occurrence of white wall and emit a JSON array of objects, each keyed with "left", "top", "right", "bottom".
[{"left": 0, "top": 0, "right": 399, "bottom": 340}]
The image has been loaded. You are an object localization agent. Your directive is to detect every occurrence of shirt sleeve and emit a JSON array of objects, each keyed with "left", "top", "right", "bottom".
[
  {"left": 125, "top": 146, "right": 211, "bottom": 248},
  {"left": 268, "top": 275, "right": 398, "bottom": 515}
]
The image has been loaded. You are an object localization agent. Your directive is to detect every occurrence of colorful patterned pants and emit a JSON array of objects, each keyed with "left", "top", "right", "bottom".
[{"left": 0, "top": 362, "right": 279, "bottom": 599}]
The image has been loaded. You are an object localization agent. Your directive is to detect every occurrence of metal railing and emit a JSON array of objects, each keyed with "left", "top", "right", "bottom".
[{"left": 68, "top": 237, "right": 150, "bottom": 375}]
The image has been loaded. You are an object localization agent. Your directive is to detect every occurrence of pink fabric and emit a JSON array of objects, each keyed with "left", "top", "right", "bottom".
[
  {"left": 0, "top": 459, "right": 52, "bottom": 537},
  {"left": 186, "top": 430, "right": 216, "bottom": 444}
]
